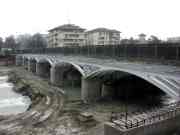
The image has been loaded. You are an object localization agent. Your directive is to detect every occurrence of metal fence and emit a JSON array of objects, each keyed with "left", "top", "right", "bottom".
[
  {"left": 113, "top": 101, "right": 180, "bottom": 129},
  {"left": 16, "top": 43, "right": 180, "bottom": 61}
]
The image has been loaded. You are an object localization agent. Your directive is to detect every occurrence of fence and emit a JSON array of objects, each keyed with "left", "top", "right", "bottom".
[
  {"left": 16, "top": 43, "right": 180, "bottom": 61},
  {"left": 113, "top": 101, "right": 180, "bottom": 129}
]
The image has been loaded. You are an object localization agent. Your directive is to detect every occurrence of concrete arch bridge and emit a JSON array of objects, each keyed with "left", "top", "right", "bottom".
[{"left": 16, "top": 54, "right": 180, "bottom": 102}]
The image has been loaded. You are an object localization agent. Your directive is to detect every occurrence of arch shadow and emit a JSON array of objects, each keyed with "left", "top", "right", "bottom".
[
  {"left": 86, "top": 68, "right": 180, "bottom": 100},
  {"left": 51, "top": 61, "right": 85, "bottom": 100},
  {"left": 36, "top": 58, "right": 53, "bottom": 79}
]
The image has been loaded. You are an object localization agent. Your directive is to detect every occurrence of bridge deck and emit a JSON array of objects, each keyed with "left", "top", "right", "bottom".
[{"left": 23, "top": 54, "right": 180, "bottom": 76}]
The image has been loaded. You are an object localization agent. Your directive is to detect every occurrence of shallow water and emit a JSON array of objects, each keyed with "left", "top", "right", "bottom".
[{"left": 0, "top": 76, "right": 30, "bottom": 115}]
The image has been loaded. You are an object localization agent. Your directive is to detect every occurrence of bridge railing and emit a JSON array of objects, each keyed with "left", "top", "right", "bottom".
[
  {"left": 16, "top": 43, "right": 180, "bottom": 61},
  {"left": 113, "top": 101, "right": 180, "bottom": 129}
]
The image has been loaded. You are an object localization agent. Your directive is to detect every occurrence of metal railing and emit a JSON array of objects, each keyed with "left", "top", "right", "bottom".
[{"left": 112, "top": 101, "right": 180, "bottom": 129}]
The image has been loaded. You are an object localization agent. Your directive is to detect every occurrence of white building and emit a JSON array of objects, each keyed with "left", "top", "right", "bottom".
[
  {"left": 86, "top": 28, "right": 121, "bottom": 45},
  {"left": 48, "top": 24, "right": 86, "bottom": 47}
]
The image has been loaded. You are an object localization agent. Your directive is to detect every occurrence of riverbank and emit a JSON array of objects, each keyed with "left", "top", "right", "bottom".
[
  {"left": 0, "top": 67, "right": 65, "bottom": 134},
  {"left": 0, "top": 67, "right": 102, "bottom": 135}
]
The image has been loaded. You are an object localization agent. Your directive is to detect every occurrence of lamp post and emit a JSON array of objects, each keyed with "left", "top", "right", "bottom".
[{"left": 125, "top": 80, "right": 128, "bottom": 123}]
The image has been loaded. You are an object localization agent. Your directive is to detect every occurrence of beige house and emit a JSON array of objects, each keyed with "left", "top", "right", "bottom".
[
  {"left": 48, "top": 24, "right": 86, "bottom": 47},
  {"left": 86, "top": 28, "right": 121, "bottom": 45}
]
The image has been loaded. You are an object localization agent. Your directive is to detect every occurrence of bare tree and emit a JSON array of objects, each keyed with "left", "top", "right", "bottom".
[
  {"left": 4, "top": 36, "right": 17, "bottom": 50},
  {"left": 16, "top": 34, "right": 32, "bottom": 50},
  {"left": 16, "top": 33, "right": 47, "bottom": 50},
  {"left": 120, "top": 37, "right": 138, "bottom": 44},
  {"left": 30, "top": 33, "right": 47, "bottom": 49}
]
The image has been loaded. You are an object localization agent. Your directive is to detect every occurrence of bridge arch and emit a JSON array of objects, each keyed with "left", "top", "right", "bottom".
[
  {"left": 51, "top": 61, "right": 85, "bottom": 99},
  {"left": 36, "top": 58, "right": 53, "bottom": 79},
  {"left": 28, "top": 57, "right": 38, "bottom": 73},
  {"left": 82, "top": 68, "right": 180, "bottom": 102},
  {"left": 51, "top": 62, "right": 84, "bottom": 85}
]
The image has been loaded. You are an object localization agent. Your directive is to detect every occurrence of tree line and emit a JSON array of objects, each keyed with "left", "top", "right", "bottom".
[
  {"left": 120, "top": 35, "right": 162, "bottom": 44},
  {"left": 0, "top": 33, "right": 47, "bottom": 51}
]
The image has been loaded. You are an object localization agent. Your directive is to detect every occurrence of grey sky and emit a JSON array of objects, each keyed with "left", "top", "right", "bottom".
[{"left": 0, "top": 0, "right": 180, "bottom": 39}]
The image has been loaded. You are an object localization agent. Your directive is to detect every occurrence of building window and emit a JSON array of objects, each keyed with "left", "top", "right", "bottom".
[
  {"left": 65, "top": 34, "right": 68, "bottom": 38},
  {"left": 99, "top": 37, "right": 105, "bottom": 40}
]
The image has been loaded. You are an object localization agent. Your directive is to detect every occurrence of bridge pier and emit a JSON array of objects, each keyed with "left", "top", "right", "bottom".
[
  {"left": 24, "top": 58, "right": 29, "bottom": 70},
  {"left": 50, "top": 66, "right": 64, "bottom": 86},
  {"left": 15, "top": 56, "right": 23, "bottom": 66},
  {"left": 81, "top": 79, "right": 119, "bottom": 102},
  {"left": 22, "top": 57, "right": 25, "bottom": 66},
  {"left": 101, "top": 84, "right": 114, "bottom": 99},
  {"left": 36, "top": 63, "right": 42, "bottom": 76},
  {"left": 28, "top": 60, "right": 31, "bottom": 71},
  {"left": 28, "top": 60, "right": 36, "bottom": 73},
  {"left": 81, "top": 78, "right": 102, "bottom": 102}
]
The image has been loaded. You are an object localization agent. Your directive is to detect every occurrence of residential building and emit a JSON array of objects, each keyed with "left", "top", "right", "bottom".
[
  {"left": 86, "top": 28, "right": 121, "bottom": 45},
  {"left": 48, "top": 24, "right": 86, "bottom": 47}
]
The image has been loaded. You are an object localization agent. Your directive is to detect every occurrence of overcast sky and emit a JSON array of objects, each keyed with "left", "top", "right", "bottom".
[{"left": 0, "top": 0, "right": 180, "bottom": 39}]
